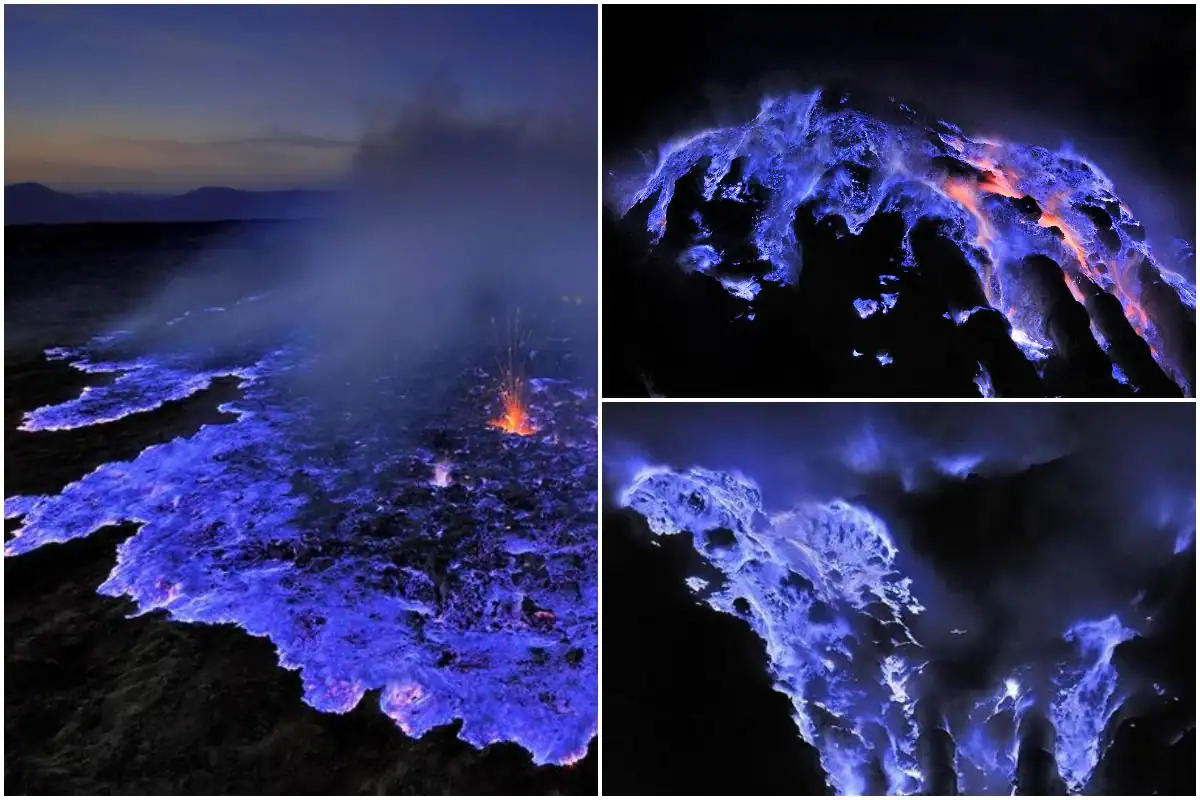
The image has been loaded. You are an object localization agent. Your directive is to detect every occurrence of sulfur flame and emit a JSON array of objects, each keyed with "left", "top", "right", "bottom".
[{"left": 431, "top": 460, "right": 453, "bottom": 487}]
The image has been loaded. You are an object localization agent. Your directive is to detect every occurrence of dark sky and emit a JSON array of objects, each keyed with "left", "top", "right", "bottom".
[
  {"left": 5, "top": 5, "right": 597, "bottom": 191},
  {"left": 603, "top": 4, "right": 1195, "bottom": 247}
]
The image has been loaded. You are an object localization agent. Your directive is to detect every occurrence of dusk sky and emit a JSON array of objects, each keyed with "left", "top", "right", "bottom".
[{"left": 5, "top": 4, "right": 597, "bottom": 192}]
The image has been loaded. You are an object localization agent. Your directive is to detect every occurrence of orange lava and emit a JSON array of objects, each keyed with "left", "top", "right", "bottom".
[
  {"left": 931, "top": 146, "right": 1179, "bottom": 381},
  {"left": 941, "top": 176, "right": 999, "bottom": 303},
  {"left": 940, "top": 157, "right": 1161, "bottom": 346},
  {"left": 1039, "top": 210, "right": 1087, "bottom": 264},
  {"left": 978, "top": 170, "right": 1022, "bottom": 199},
  {"left": 490, "top": 386, "right": 537, "bottom": 437},
  {"left": 944, "top": 178, "right": 993, "bottom": 246}
]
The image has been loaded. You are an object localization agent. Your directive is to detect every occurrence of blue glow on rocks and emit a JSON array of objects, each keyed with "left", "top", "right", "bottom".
[
  {"left": 974, "top": 363, "right": 996, "bottom": 397},
  {"left": 621, "top": 466, "right": 924, "bottom": 795},
  {"left": 855, "top": 292, "right": 899, "bottom": 319},
  {"left": 1050, "top": 616, "right": 1135, "bottom": 792},
  {"left": 20, "top": 344, "right": 273, "bottom": 432},
  {"left": 854, "top": 298, "right": 881, "bottom": 319},
  {"left": 613, "top": 89, "right": 1195, "bottom": 394},
  {"left": 619, "top": 465, "right": 1154, "bottom": 795},
  {"left": 6, "top": 313, "right": 598, "bottom": 766}
]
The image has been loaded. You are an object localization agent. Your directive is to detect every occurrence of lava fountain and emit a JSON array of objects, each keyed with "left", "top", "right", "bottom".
[
  {"left": 490, "top": 381, "right": 538, "bottom": 437},
  {"left": 489, "top": 309, "right": 539, "bottom": 437}
]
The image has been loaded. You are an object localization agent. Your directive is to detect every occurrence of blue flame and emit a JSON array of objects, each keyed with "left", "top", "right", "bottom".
[
  {"left": 612, "top": 89, "right": 1195, "bottom": 395},
  {"left": 6, "top": 310, "right": 598, "bottom": 765},
  {"left": 618, "top": 464, "right": 1155, "bottom": 794},
  {"left": 621, "top": 466, "right": 925, "bottom": 795},
  {"left": 973, "top": 363, "right": 997, "bottom": 397},
  {"left": 1050, "top": 616, "right": 1135, "bottom": 792}
]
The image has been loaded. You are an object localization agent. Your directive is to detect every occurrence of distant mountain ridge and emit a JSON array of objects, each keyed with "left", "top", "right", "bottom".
[{"left": 5, "top": 182, "right": 335, "bottom": 225}]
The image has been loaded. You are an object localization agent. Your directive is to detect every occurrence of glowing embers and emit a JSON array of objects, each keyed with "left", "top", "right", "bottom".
[
  {"left": 490, "top": 382, "right": 538, "bottom": 437},
  {"left": 489, "top": 311, "right": 540, "bottom": 437},
  {"left": 6, "top": 334, "right": 597, "bottom": 766},
  {"left": 615, "top": 88, "right": 1196, "bottom": 394}
]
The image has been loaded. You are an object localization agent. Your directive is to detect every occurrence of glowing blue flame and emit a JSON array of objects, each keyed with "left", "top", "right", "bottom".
[
  {"left": 613, "top": 89, "right": 1195, "bottom": 395},
  {"left": 6, "top": 313, "right": 597, "bottom": 765},
  {"left": 622, "top": 467, "right": 925, "bottom": 795},
  {"left": 619, "top": 464, "right": 1155, "bottom": 795},
  {"left": 974, "top": 363, "right": 996, "bottom": 397},
  {"left": 1175, "top": 525, "right": 1195, "bottom": 555},
  {"left": 1050, "top": 616, "right": 1135, "bottom": 792}
]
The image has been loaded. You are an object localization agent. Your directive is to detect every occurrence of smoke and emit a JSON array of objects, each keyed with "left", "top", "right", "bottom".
[
  {"left": 105, "top": 81, "right": 596, "bottom": 425},
  {"left": 604, "top": 404, "right": 1069, "bottom": 504}
]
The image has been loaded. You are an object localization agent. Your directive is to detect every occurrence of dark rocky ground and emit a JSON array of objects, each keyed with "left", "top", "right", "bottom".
[{"left": 4, "top": 222, "right": 597, "bottom": 795}]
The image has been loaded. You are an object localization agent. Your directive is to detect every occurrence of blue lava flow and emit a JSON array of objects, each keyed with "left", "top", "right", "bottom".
[
  {"left": 618, "top": 464, "right": 1188, "bottom": 795},
  {"left": 6, "top": 302, "right": 598, "bottom": 766},
  {"left": 611, "top": 89, "right": 1196, "bottom": 395}
]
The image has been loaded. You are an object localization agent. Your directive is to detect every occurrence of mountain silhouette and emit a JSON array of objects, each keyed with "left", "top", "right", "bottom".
[{"left": 5, "top": 183, "right": 333, "bottom": 226}]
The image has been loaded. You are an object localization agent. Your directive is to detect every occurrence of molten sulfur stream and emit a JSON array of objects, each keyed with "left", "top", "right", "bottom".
[
  {"left": 943, "top": 158, "right": 1159, "bottom": 347},
  {"left": 490, "top": 384, "right": 538, "bottom": 437}
]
